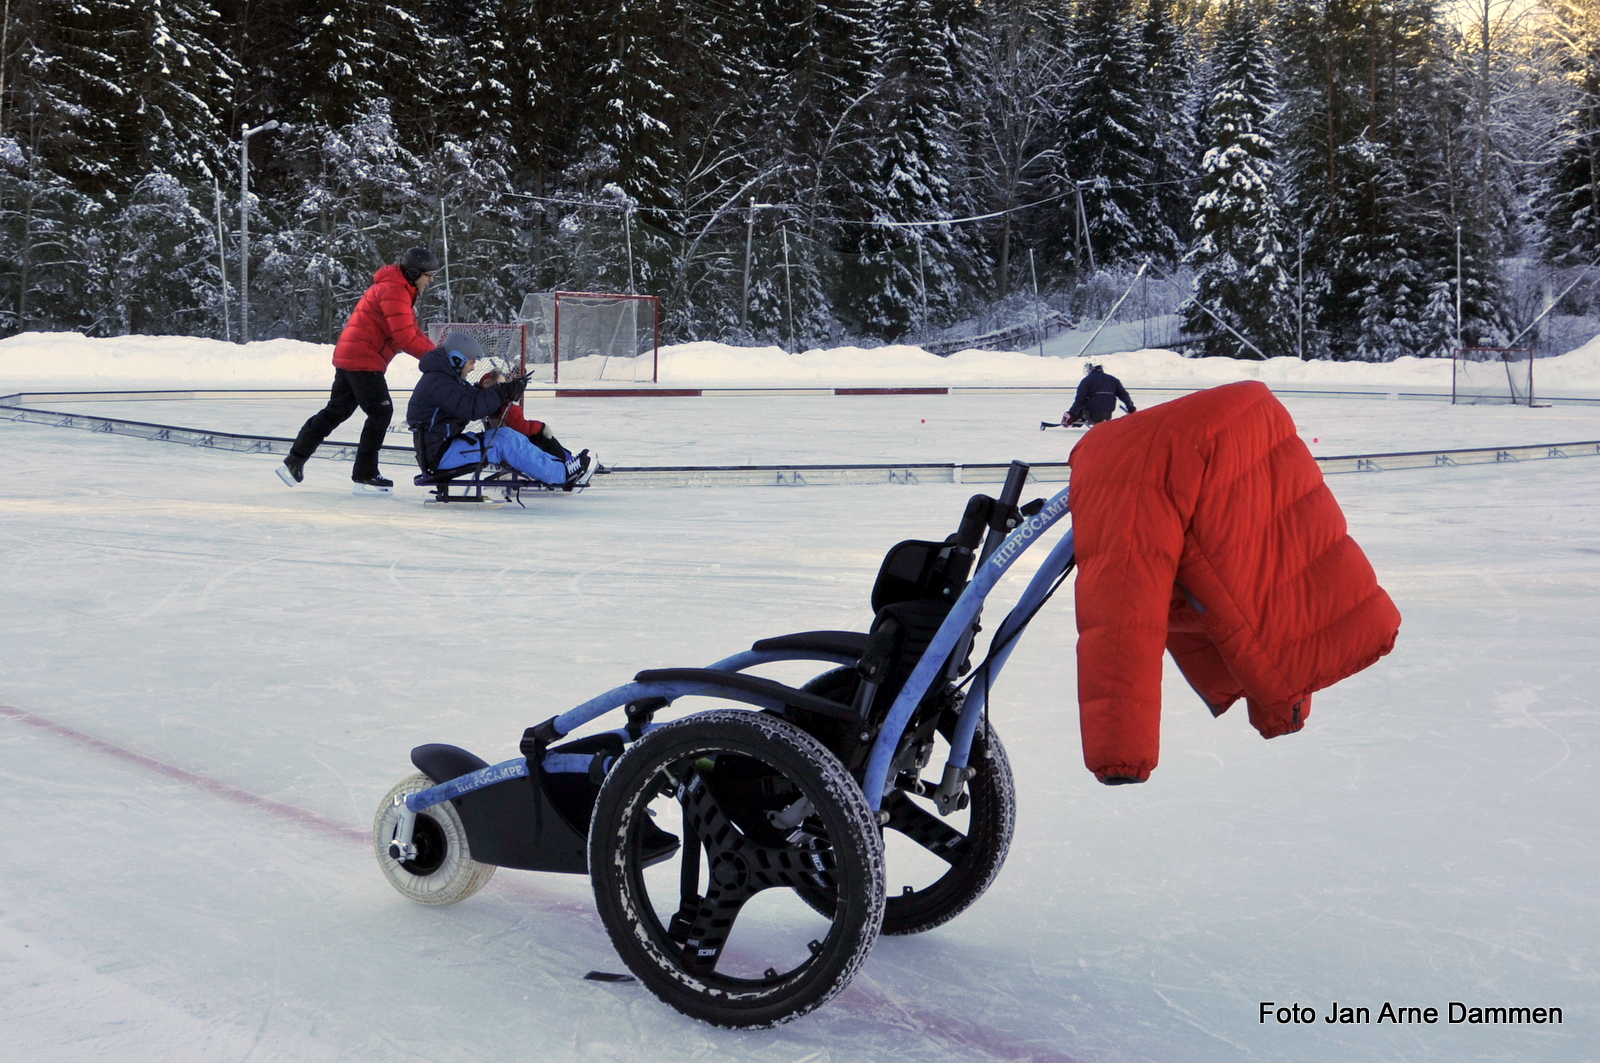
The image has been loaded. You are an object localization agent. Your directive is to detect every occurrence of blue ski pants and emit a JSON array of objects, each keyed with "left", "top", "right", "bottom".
[{"left": 442, "top": 427, "right": 567, "bottom": 485}]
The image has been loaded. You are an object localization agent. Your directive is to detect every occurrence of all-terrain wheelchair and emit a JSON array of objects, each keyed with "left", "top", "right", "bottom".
[{"left": 373, "top": 461, "right": 1075, "bottom": 1026}]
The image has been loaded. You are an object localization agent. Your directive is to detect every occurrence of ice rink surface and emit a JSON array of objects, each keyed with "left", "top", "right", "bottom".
[{"left": 2, "top": 384, "right": 1597, "bottom": 1062}]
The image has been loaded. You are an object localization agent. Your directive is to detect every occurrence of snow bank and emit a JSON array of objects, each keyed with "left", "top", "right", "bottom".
[
  {"left": 642, "top": 337, "right": 1600, "bottom": 392},
  {"left": 5, "top": 327, "right": 1600, "bottom": 393},
  {"left": 0, "top": 331, "right": 373, "bottom": 391}
]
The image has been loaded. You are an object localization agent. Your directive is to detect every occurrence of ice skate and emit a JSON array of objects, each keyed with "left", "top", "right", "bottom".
[
  {"left": 352, "top": 473, "right": 393, "bottom": 496},
  {"left": 276, "top": 456, "right": 305, "bottom": 486}
]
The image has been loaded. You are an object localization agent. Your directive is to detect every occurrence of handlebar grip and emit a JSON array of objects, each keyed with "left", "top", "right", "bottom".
[{"left": 978, "top": 461, "right": 1032, "bottom": 564}]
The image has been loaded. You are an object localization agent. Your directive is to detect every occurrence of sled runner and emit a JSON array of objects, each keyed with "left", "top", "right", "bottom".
[
  {"left": 375, "top": 461, "right": 1073, "bottom": 1026},
  {"left": 410, "top": 428, "right": 586, "bottom": 504}
]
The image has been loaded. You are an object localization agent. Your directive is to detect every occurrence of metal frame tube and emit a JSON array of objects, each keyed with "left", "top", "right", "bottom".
[
  {"left": 859, "top": 486, "right": 1071, "bottom": 807},
  {"left": 944, "top": 527, "right": 1075, "bottom": 771}
]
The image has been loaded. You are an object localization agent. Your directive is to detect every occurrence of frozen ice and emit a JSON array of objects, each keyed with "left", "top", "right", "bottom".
[{"left": 0, "top": 333, "right": 1595, "bottom": 1061}]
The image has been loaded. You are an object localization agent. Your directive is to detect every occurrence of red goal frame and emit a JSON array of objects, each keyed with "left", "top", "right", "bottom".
[{"left": 522, "top": 291, "right": 660, "bottom": 384}]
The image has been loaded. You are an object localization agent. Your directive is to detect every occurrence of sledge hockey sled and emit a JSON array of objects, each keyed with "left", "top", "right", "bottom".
[
  {"left": 410, "top": 428, "right": 584, "bottom": 504},
  {"left": 374, "top": 461, "right": 1074, "bottom": 1027}
]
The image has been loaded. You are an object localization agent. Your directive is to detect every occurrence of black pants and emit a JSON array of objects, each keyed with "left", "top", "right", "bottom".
[
  {"left": 1082, "top": 396, "right": 1116, "bottom": 424},
  {"left": 289, "top": 369, "right": 392, "bottom": 480}
]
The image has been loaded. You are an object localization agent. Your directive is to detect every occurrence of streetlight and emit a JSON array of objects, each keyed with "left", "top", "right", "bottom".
[{"left": 239, "top": 119, "right": 280, "bottom": 343}]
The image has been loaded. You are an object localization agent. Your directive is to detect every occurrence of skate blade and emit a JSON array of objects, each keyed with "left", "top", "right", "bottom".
[
  {"left": 352, "top": 483, "right": 393, "bottom": 497},
  {"left": 275, "top": 465, "right": 299, "bottom": 487}
]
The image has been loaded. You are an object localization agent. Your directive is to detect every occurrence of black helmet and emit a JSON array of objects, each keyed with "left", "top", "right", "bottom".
[
  {"left": 440, "top": 330, "right": 487, "bottom": 372},
  {"left": 399, "top": 246, "right": 440, "bottom": 283}
]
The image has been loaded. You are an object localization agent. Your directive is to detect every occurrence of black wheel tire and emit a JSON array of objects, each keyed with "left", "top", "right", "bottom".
[
  {"left": 588, "top": 709, "right": 885, "bottom": 1028},
  {"left": 798, "top": 667, "right": 1016, "bottom": 936}
]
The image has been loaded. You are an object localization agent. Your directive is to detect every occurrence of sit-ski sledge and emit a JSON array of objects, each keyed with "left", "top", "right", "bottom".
[
  {"left": 374, "top": 460, "right": 1074, "bottom": 1026},
  {"left": 409, "top": 428, "right": 589, "bottom": 504}
]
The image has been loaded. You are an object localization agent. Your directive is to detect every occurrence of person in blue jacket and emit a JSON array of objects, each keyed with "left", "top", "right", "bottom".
[
  {"left": 1064, "top": 362, "right": 1137, "bottom": 426},
  {"left": 406, "top": 332, "right": 597, "bottom": 487}
]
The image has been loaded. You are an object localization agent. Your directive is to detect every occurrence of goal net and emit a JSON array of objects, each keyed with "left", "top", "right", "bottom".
[
  {"left": 1452, "top": 347, "right": 1533, "bottom": 406},
  {"left": 424, "top": 323, "right": 529, "bottom": 431},
  {"left": 517, "top": 292, "right": 660, "bottom": 384},
  {"left": 426, "top": 322, "right": 527, "bottom": 384}
]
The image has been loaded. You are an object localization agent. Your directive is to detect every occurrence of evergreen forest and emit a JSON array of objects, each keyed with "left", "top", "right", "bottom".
[{"left": 4, "top": 0, "right": 1600, "bottom": 360}]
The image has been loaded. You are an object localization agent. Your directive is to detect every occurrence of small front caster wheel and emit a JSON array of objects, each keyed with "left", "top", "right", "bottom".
[{"left": 373, "top": 772, "right": 496, "bottom": 905}]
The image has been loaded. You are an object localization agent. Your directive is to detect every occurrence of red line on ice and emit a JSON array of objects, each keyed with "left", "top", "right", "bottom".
[
  {"left": 2, "top": 701, "right": 1090, "bottom": 1061},
  {"left": 0, "top": 701, "right": 368, "bottom": 844}
]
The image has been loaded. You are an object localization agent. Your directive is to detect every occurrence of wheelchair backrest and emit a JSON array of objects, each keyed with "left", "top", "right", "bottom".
[
  {"left": 410, "top": 428, "right": 434, "bottom": 474},
  {"left": 871, "top": 539, "right": 974, "bottom": 613},
  {"left": 864, "top": 538, "right": 980, "bottom": 702}
]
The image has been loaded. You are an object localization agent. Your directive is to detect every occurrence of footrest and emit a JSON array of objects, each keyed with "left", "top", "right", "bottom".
[{"left": 632, "top": 668, "right": 860, "bottom": 721}]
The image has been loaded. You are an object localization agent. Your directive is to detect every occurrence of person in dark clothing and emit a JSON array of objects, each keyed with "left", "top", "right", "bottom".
[
  {"left": 408, "top": 332, "right": 598, "bottom": 488},
  {"left": 1064, "top": 362, "right": 1137, "bottom": 426},
  {"left": 279, "top": 246, "right": 440, "bottom": 493}
]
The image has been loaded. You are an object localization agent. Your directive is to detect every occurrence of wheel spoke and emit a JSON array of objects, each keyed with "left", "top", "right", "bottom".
[
  {"left": 670, "top": 765, "right": 842, "bottom": 976},
  {"left": 591, "top": 710, "right": 887, "bottom": 1024},
  {"left": 744, "top": 843, "right": 839, "bottom": 894},
  {"left": 882, "top": 790, "right": 969, "bottom": 866},
  {"left": 678, "top": 799, "right": 701, "bottom": 902},
  {"left": 679, "top": 771, "right": 741, "bottom": 853},
  {"left": 677, "top": 880, "right": 759, "bottom": 976}
]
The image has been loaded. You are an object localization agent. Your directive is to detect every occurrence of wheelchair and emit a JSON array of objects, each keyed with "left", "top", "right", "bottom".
[{"left": 373, "top": 461, "right": 1075, "bottom": 1026}]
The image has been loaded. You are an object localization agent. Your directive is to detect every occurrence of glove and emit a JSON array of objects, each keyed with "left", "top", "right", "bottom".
[
  {"left": 492, "top": 379, "right": 519, "bottom": 406},
  {"left": 1125, "top": 404, "right": 1137, "bottom": 414}
]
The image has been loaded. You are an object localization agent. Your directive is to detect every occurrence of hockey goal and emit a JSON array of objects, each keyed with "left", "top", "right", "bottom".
[
  {"left": 517, "top": 292, "right": 660, "bottom": 384},
  {"left": 1452, "top": 347, "right": 1533, "bottom": 406},
  {"left": 426, "top": 322, "right": 527, "bottom": 385}
]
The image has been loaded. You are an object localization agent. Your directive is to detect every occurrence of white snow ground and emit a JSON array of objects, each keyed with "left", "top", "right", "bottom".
[{"left": 1, "top": 332, "right": 1597, "bottom": 1062}]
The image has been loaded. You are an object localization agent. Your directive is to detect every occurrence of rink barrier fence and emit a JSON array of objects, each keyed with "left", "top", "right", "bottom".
[
  {"left": 6, "top": 385, "right": 1600, "bottom": 407},
  {"left": 5, "top": 389, "right": 1600, "bottom": 487}
]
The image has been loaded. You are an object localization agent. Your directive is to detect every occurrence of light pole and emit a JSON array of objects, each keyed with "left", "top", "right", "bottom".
[{"left": 239, "top": 119, "right": 280, "bottom": 343}]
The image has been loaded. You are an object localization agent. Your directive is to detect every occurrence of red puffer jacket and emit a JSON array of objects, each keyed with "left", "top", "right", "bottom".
[
  {"left": 331, "top": 264, "right": 435, "bottom": 371},
  {"left": 1067, "top": 381, "right": 1400, "bottom": 784}
]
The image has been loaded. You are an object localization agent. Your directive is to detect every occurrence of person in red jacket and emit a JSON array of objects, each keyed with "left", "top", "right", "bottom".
[
  {"left": 278, "top": 247, "right": 440, "bottom": 492},
  {"left": 1067, "top": 381, "right": 1401, "bottom": 785}
]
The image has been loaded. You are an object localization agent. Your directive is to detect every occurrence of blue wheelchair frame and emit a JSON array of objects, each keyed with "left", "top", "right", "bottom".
[{"left": 387, "top": 468, "right": 1074, "bottom": 849}]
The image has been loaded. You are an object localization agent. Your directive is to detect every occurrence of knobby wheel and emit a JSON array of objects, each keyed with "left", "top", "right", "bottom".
[
  {"left": 875, "top": 721, "right": 1014, "bottom": 935},
  {"left": 798, "top": 667, "right": 1016, "bottom": 936},
  {"left": 588, "top": 710, "right": 885, "bottom": 1028},
  {"left": 373, "top": 772, "right": 496, "bottom": 905}
]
